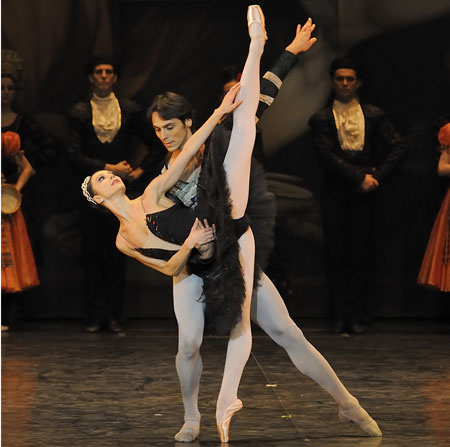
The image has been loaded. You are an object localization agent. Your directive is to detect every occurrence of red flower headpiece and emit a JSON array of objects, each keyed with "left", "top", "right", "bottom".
[
  {"left": 1, "top": 131, "right": 21, "bottom": 157},
  {"left": 438, "top": 123, "right": 450, "bottom": 147}
]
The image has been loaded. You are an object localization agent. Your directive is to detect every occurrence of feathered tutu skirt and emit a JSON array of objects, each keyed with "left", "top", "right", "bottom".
[{"left": 191, "top": 120, "right": 276, "bottom": 335}]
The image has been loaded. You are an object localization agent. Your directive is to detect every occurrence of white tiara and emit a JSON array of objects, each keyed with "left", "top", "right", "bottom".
[{"left": 81, "top": 176, "right": 97, "bottom": 205}]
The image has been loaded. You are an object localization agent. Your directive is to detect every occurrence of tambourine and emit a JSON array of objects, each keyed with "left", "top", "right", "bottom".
[{"left": 1, "top": 184, "right": 22, "bottom": 215}]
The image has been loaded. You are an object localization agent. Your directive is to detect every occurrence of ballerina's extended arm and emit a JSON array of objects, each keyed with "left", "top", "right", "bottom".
[
  {"left": 145, "top": 83, "right": 242, "bottom": 201},
  {"left": 116, "top": 218, "right": 215, "bottom": 276}
]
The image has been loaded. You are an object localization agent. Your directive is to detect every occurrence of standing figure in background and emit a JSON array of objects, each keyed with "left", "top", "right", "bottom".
[
  {"left": 66, "top": 54, "right": 166, "bottom": 333},
  {"left": 309, "top": 57, "right": 406, "bottom": 334},
  {"left": 1, "top": 49, "right": 60, "bottom": 330},
  {"left": 2, "top": 49, "right": 61, "bottom": 264},
  {"left": 1, "top": 49, "right": 60, "bottom": 172},
  {"left": 418, "top": 122, "right": 450, "bottom": 292},
  {"left": 1, "top": 131, "right": 40, "bottom": 331}
]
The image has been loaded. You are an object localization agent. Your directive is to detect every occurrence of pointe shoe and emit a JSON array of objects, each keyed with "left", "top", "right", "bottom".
[
  {"left": 247, "top": 5, "right": 267, "bottom": 40},
  {"left": 338, "top": 404, "right": 382, "bottom": 437},
  {"left": 217, "top": 399, "right": 243, "bottom": 443}
]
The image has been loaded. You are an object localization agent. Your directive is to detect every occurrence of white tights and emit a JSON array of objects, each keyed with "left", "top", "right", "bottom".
[
  {"left": 213, "top": 25, "right": 265, "bottom": 423},
  {"left": 252, "top": 273, "right": 357, "bottom": 408},
  {"left": 173, "top": 30, "right": 265, "bottom": 432},
  {"left": 173, "top": 272, "right": 358, "bottom": 432}
]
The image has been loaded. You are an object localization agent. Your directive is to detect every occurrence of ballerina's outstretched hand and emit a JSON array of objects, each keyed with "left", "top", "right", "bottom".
[
  {"left": 216, "top": 82, "right": 242, "bottom": 115},
  {"left": 285, "top": 17, "right": 318, "bottom": 55}
]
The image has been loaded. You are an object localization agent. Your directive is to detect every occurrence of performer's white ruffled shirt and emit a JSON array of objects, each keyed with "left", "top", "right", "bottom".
[
  {"left": 332, "top": 98, "right": 365, "bottom": 151},
  {"left": 91, "top": 92, "right": 121, "bottom": 143}
]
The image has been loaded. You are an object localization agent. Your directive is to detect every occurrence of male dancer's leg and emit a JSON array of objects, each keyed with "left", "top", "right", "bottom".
[
  {"left": 251, "top": 272, "right": 382, "bottom": 436},
  {"left": 216, "top": 6, "right": 265, "bottom": 436},
  {"left": 173, "top": 272, "right": 204, "bottom": 442},
  {"left": 252, "top": 273, "right": 357, "bottom": 406}
]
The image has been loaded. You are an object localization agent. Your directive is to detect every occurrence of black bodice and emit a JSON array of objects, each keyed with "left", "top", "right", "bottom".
[
  {"left": 146, "top": 204, "right": 197, "bottom": 246},
  {"left": 134, "top": 202, "right": 249, "bottom": 263},
  {"left": 131, "top": 203, "right": 197, "bottom": 261},
  {"left": 126, "top": 198, "right": 198, "bottom": 261},
  {"left": 134, "top": 247, "right": 178, "bottom": 261}
]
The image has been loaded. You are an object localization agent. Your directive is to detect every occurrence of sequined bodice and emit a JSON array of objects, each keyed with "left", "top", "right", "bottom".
[
  {"left": 118, "top": 197, "right": 190, "bottom": 261},
  {"left": 146, "top": 204, "right": 196, "bottom": 246}
]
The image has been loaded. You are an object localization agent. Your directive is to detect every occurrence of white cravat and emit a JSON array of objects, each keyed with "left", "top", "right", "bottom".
[
  {"left": 332, "top": 98, "right": 365, "bottom": 151},
  {"left": 91, "top": 92, "right": 121, "bottom": 143}
]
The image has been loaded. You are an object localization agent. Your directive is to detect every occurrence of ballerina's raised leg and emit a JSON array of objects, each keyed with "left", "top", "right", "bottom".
[{"left": 215, "top": 4, "right": 266, "bottom": 443}]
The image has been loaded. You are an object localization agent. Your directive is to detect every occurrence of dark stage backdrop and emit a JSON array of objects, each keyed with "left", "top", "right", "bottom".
[{"left": 2, "top": 0, "right": 450, "bottom": 320}]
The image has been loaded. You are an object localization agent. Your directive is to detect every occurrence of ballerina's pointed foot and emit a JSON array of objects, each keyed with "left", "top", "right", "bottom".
[
  {"left": 217, "top": 399, "right": 243, "bottom": 443},
  {"left": 247, "top": 5, "right": 267, "bottom": 40},
  {"left": 338, "top": 404, "right": 382, "bottom": 437},
  {"left": 174, "top": 420, "right": 200, "bottom": 443}
]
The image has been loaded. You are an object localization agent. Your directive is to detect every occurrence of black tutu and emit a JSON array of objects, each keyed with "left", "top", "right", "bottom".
[{"left": 191, "top": 119, "right": 276, "bottom": 335}]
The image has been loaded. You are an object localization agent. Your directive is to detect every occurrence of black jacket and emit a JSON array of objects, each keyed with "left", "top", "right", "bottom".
[
  {"left": 309, "top": 103, "right": 406, "bottom": 193},
  {"left": 66, "top": 97, "right": 165, "bottom": 181}
]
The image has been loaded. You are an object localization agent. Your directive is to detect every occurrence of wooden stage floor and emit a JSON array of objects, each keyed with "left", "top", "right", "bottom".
[{"left": 2, "top": 319, "right": 450, "bottom": 447}]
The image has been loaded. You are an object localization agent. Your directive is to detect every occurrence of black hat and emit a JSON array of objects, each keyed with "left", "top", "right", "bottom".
[
  {"left": 86, "top": 54, "right": 121, "bottom": 78},
  {"left": 329, "top": 57, "right": 362, "bottom": 79}
]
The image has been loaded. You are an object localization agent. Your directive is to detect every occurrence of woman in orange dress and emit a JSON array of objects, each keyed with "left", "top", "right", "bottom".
[
  {"left": 418, "top": 122, "right": 450, "bottom": 292},
  {"left": 1, "top": 131, "right": 39, "bottom": 330}
]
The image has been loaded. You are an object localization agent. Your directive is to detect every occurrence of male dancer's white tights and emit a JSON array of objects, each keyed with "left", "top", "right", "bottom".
[{"left": 173, "top": 272, "right": 359, "bottom": 435}]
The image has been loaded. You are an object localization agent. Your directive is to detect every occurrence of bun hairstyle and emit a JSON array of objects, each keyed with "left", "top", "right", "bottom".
[
  {"left": 81, "top": 176, "right": 98, "bottom": 205},
  {"left": 219, "top": 65, "right": 242, "bottom": 87}
]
